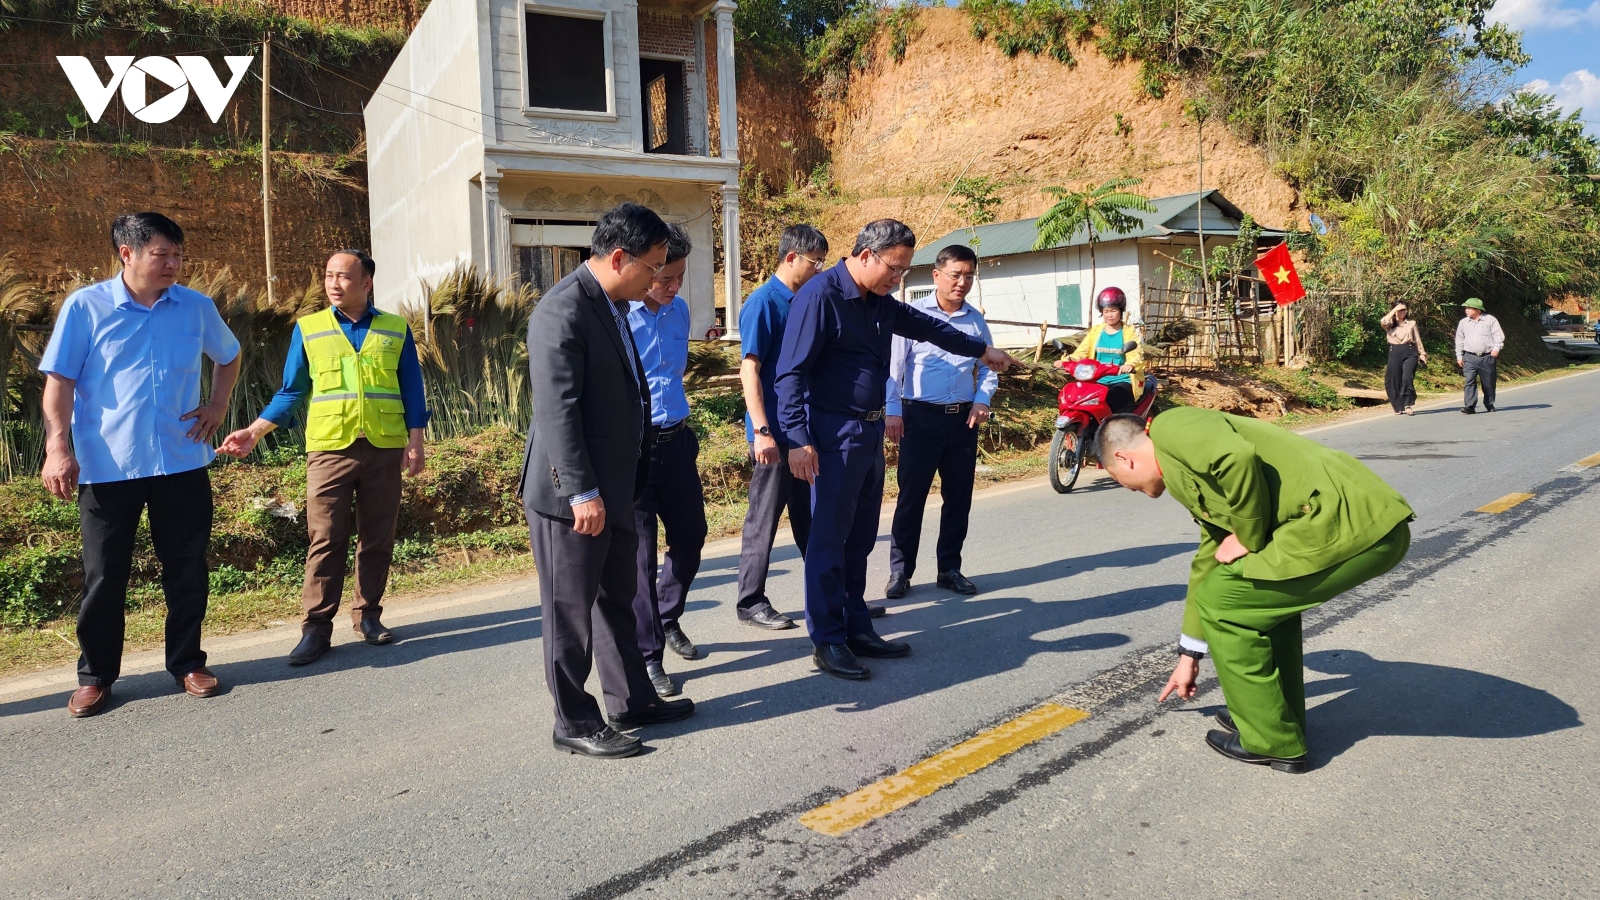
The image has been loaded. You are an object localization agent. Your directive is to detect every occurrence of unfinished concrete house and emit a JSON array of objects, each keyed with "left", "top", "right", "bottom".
[{"left": 365, "top": 0, "right": 742, "bottom": 338}]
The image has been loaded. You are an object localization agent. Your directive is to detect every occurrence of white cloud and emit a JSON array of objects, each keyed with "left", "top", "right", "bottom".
[
  {"left": 1526, "top": 69, "right": 1600, "bottom": 118},
  {"left": 1489, "top": 0, "right": 1600, "bottom": 29}
]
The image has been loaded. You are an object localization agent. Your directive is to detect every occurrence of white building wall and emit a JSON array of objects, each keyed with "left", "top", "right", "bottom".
[
  {"left": 489, "top": 0, "right": 640, "bottom": 151},
  {"left": 905, "top": 240, "right": 1146, "bottom": 347},
  {"left": 366, "top": 0, "right": 488, "bottom": 312}
]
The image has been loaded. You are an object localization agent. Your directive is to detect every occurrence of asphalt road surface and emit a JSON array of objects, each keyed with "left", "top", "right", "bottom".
[{"left": 3, "top": 371, "right": 1598, "bottom": 899}]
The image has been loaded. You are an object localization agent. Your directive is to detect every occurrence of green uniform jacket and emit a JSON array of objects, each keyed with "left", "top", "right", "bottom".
[{"left": 1148, "top": 407, "right": 1414, "bottom": 642}]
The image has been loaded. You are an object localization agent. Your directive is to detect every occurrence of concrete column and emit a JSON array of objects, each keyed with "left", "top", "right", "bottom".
[
  {"left": 722, "top": 182, "right": 742, "bottom": 337},
  {"left": 711, "top": 0, "right": 738, "bottom": 162},
  {"left": 482, "top": 162, "right": 504, "bottom": 283}
]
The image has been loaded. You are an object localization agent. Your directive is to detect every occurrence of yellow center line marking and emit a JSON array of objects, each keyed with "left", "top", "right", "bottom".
[
  {"left": 798, "top": 703, "right": 1090, "bottom": 837},
  {"left": 1576, "top": 452, "right": 1600, "bottom": 468},
  {"left": 1475, "top": 492, "right": 1535, "bottom": 514}
]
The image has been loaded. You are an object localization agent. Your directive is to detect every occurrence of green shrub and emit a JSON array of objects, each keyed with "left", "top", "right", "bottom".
[
  {"left": 208, "top": 564, "right": 250, "bottom": 596},
  {"left": 0, "top": 541, "right": 82, "bottom": 626}
]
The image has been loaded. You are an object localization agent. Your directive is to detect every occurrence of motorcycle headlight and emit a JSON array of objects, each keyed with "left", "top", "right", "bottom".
[{"left": 1072, "top": 362, "right": 1097, "bottom": 381}]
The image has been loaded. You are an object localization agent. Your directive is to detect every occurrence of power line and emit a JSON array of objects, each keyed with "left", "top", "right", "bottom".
[
  {"left": 0, "top": 12, "right": 271, "bottom": 45},
  {"left": 251, "top": 70, "right": 364, "bottom": 117}
]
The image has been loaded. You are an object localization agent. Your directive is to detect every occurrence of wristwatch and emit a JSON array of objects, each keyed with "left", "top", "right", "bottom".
[
  {"left": 1177, "top": 646, "right": 1205, "bottom": 661},
  {"left": 756, "top": 425, "right": 772, "bottom": 437}
]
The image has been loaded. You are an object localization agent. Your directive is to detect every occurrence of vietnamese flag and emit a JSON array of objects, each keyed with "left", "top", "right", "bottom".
[{"left": 1256, "top": 242, "right": 1306, "bottom": 306}]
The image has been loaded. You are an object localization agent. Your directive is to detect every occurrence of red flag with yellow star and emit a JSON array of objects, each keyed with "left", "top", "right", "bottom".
[{"left": 1256, "top": 242, "right": 1306, "bottom": 306}]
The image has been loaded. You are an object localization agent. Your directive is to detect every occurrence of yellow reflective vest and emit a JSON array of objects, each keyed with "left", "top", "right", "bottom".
[{"left": 299, "top": 307, "right": 410, "bottom": 451}]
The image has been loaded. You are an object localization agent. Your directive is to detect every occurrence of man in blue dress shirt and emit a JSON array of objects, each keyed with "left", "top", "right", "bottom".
[
  {"left": 734, "top": 224, "right": 829, "bottom": 631},
  {"left": 626, "top": 224, "right": 708, "bottom": 697},
  {"left": 775, "top": 219, "right": 1019, "bottom": 680},
  {"left": 219, "top": 250, "right": 431, "bottom": 666},
  {"left": 884, "top": 244, "right": 998, "bottom": 600},
  {"left": 40, "top": 213, "right": 242, "bottom": 717}
]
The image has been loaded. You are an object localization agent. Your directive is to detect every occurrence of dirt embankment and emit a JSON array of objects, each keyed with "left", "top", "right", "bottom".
[
  {"left": 0, "top": 140, "right": 367, "bottom": 294},
  {"left": 812, "top": 8, "right": 1300, "bottom": 251},
  {"left": 196, "top": 0, "right": 423, "bottom": 31}
]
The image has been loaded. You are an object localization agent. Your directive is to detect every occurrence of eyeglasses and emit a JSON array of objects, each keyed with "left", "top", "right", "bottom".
[
  {"left": 627, "top": 253, "right": 667, "bottom": 277},
  {"left": 936, "top": 269, "right": 976, "bottom": 285},
  {"left": 797, "top": 254, "right": 827, "bottom": 269},
  {"left": 870, "top": 249, "right": 913, "bottom": 278}
]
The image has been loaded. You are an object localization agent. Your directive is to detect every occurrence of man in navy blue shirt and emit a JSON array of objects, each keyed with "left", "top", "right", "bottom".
[
  {"left": 775, "top": 220, "right": 1019, "bottom": 680},
  {"left": 734, "top": 224, "right": 829, "bottom": 631},
  {"left": 627, "top": 225, "right": 707, "bottom": 698}
]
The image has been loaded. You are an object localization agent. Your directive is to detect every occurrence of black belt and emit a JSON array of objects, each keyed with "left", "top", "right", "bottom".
[
  {"left": 904, "top": 399, "right": 973, "bottom": 415},
  {"left": 1463, "top": 351, "right": 1492, "bottom": 357},
  {"left": 860, "top": 409, "right": 884, "bottom": 422},
  {"left": 651, "top": 420, "right": 689, "bottom": 442}
]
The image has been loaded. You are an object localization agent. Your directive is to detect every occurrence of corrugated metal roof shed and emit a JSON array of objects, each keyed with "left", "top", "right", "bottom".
[{"left": 910, "top": 190, "right": 1287, "bottom": 266}]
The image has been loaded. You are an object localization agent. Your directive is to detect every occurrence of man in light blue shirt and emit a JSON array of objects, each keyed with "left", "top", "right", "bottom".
[
  {"left": 626, "top": 224, "right": 707, "bottom": 698},
  {"left": 39, "top": 213, "right": 241, "bottom": 717},
  {"left": 883, "top": 244, "right": 998, "bottom": 600}
]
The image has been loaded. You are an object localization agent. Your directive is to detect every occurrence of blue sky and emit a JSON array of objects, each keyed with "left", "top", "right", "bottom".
[{"left": 1490, "top": 0, "right": 1600, "bottom": 135}]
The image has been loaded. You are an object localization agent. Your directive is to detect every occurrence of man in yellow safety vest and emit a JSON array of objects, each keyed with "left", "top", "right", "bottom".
[{"left": 220, "top": 250, "right": 430, "bottom": 665}]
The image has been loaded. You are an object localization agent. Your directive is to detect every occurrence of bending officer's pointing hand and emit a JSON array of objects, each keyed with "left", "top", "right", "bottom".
[
  {"left": 789, "top": 444, "right": 819, "bottom": 485},
  {"left": 1158, "top": 655, "right": 1199, "bottom": 703}
]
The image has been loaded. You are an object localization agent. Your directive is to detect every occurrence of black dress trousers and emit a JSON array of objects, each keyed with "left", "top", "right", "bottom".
[
  {"left": 76, "top": 466, "right": 213, "bottom": 687},
  {"left": 889, "top": 402, "right": 980, "bottom": 580}
]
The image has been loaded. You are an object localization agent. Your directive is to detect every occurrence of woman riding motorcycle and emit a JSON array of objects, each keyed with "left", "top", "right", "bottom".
[{"left": 1066, "top": 287, "right": 1145, "bottom": 414}]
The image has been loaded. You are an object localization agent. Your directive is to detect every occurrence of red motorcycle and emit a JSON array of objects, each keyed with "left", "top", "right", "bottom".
[{"left": 1048, "top": 345, "right": 1158, "bottom": 493}]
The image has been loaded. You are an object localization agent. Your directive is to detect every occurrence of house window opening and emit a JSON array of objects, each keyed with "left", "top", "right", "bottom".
[
  {"left": 638, "top": 57, "right": 686, "bottom": 155},
  {"left": 518, "top": 246, "right": 588, "bottom": 295},
  {"left": 526, "top": 12, "right": 608, "bottom": 113}
]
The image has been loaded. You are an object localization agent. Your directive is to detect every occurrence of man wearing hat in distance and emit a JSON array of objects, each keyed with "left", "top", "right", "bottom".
[
  {"left": 1096, "top": 408, "right": 1414, "bottom": 773},
  {"left": 1454, "top": 298, "right": 1503, "bottom": 414}
]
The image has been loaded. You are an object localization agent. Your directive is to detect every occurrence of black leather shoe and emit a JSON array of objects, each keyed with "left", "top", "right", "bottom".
[
  {"left": 884, "top": 574, "right": 910, "bottom": 599},
  {"left": 1485, "top": 404, "right": 1495, "bottom": 412},
  {"left": 356, "top": 617, "right": 393, "bottom": 645},
  {"left": 936, "top": 570, "right": 978, "bottom": 595},
  {"left": 1204, "top": 729, "right": 1307, "bottom": 774},
  {"left": 813, "top": 643, "right": 870, "bottom": 680},
  {"left": 847, "top": 632, "right": 911, "bottom": 658},
  {"left": 1215, "top": 709, "right": 1237, "bottom": 733},
  {"left": 1461, "top": 407, "right": 1476, "bottom": 414},
  {"left": 740, "top": 603, "right": 796, "bottom": 630},
  {"left": 664, "top": 627, "right": 699, "bottom": 660},
  {"left": 554, "top": 726, "right": 642, "bottom": 759},
  {"left": 646, "top": 661, "right": 678, "bottom": 698},
  {"left": 288, "top": 632, "right": 331, "bottom": 666},
  {"left": 609, "top": 697, "right": 696, "bottom": 728},
  {"left": 867, "top": 603, "right": 887, "bottom": 618}
]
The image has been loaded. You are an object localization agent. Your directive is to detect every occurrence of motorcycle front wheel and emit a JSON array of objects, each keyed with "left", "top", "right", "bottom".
[{"left": 1048, "top": 424, "right": 1082, "bottom": 494}]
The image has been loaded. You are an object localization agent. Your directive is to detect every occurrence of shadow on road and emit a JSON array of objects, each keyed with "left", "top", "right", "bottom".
[
  {"left": 0, "top": 605, "right": 543, "bottom": 719},
  {"left": 1304, "top": 648, "right": 1581, "bottom": 766},
  {"left": 674, "top": 581, "right": 1184, "bottom": 734}
]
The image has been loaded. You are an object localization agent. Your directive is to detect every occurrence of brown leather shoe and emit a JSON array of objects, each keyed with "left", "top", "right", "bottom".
[
  {"left": 180, "top": 667, "right": 221, "bottom": 698},
  {"left": 67, "top": 685, "right": 109, "bottom": 718}
]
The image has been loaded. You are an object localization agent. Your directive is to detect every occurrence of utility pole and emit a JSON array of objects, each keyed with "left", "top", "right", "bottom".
[{"left": 261, "top": 33, "right": 276, "bottom": 306}]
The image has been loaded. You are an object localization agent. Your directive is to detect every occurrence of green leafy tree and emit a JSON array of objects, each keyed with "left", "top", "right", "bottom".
[{"left": 1033, "top": 176, "right": 1155, "bottom": 301}]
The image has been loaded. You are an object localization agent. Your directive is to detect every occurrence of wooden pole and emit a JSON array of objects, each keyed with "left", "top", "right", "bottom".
[
  {"left": 1034, "top": 321, "right": 1049, "bottom": 363},
  {"left": 261, "top": 33, "right": 276, "bottom": 306}
]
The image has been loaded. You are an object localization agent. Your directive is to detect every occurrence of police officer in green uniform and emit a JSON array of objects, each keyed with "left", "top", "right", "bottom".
[
  {"left": 1097, "top": 409, "right": 1413, "bottom": 772},
  {"left": 220, "top": 250, "right": 430, "bottom": 665}
]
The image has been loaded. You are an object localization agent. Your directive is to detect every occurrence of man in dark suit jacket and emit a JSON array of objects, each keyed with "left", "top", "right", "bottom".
[{"left": 522, "top": 203, "right": 695, "bottom": 759}]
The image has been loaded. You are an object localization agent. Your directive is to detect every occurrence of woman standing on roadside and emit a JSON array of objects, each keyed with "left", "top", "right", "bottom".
[{"left": 1382, "top": 302, "right": 1427, "bottom": 415}]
